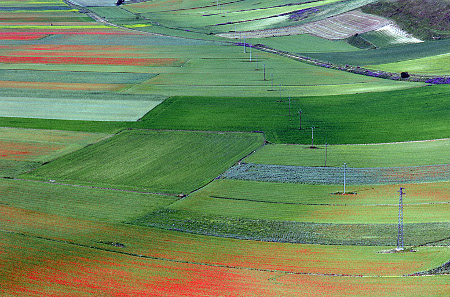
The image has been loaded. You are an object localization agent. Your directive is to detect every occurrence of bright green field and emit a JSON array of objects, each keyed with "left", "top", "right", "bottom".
[
  {"left": 138, "top": 85, "right": 450, "bottom": 144},
  {"left": 24, "top": 130, "right": 265, "bottom": 194},
  {"left": 367, "top": 53, "right": 450, "bottom": 76},
  {"left": 245, "top": 139, "right": 450, "bottom": 167}
]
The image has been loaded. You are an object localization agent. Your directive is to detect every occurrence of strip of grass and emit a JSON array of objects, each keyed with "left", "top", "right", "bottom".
[
  {"left": 139, "top": 85, "right": 450, "bottom": 144},
  {"left": 245, "top": 139, "right": 450, "bottom": 167},
  {"left": 0, "top": 178, "right": 177, "bottom": 223},
  {"left": 131, "top": 209, "right": 450, "bottom": 246},
  {"left": 192, "top": 179, "right": 450, "bottom": 205},
  {"left": 23, "top": 130, "right": 265, "bottom": 194}
]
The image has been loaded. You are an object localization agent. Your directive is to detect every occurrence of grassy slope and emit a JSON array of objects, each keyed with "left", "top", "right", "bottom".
[
  {"left": 245, "top": 139, "right": 450, "bottom": 167},
  {"left": 23, "top": 130, "right": 265, "bottom": 194},
  {"left": 137, "top": 85, "right": 450, "bottom": 144},
  {"left": 306, "top": 38, "right": 450, "bottom": 66},
  {"left": 361, "top": 0, "right": 450, "bottom": 40}
]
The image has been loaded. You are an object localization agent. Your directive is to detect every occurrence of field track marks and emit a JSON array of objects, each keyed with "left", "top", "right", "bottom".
[
  {"left": 8, "top": 177, "right": 177, "bottom": 196},
  {"left": 0, "top": 228, "right": 432, "bottom": 278}
]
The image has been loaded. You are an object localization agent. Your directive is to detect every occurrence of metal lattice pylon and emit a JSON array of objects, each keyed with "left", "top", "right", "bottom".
[{"left": 397, "top": 187, "right": 406, "bottom": 250}]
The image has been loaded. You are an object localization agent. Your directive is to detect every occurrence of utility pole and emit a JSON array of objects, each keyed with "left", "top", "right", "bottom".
[
  {"left": 279, "top": 84, "right": 282, "bottom": 100},
  {"left": 244, "top": 36, "right": 246, "bottom": 53},
  {"left": 311, "top": 126, "right": 315, "bottom": 147},
  {"left": 255, "top": 54, "right": 259, "bottom": 70},
  {"left": 271, "top": 74, "right": 274, "bottom": 90},
  {"left": 263, "top": 64, "right": 266, "bottom": 80},
  {"left": 397, "top": 187, "right": 406, "bottom": 250},
  {"left": 249, "top": 45, "right": 252, "bottom": 62},
  {"left": 343, "top": 163, "right": 347, "bottom": 194},
  {"left": 288, "top": 96, "right": 291, "bottom": 115},
  {"left": 298, "top": 109, "right": 302, "bottom": 130},
  {"left": 325, "top": 142, "right": 328, "bottom": 167}
]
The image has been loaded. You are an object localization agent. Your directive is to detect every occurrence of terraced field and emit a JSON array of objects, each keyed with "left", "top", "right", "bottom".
[{"left": 0, "top": 0, "right": 448, "bottom": 295}]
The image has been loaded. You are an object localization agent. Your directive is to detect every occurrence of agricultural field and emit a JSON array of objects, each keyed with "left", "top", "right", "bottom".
[
  {"left": 24, "top": 130, "right": 265, "bottom": 194},
  {"left": 245, "top": 139, "right": 450, "bottom": 167},
  {"left": 0, "top": 127, "right": 108, "bottom": 177},
  {"left": 0, "top": 0, "right": 449, "bottom": 295}
]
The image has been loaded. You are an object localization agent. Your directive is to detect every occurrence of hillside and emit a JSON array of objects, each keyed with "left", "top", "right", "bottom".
[{"left": 362, "top": 0, "right": 450, "bottom": 40}]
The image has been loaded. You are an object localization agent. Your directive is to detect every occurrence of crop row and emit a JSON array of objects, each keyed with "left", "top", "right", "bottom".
[
  {"left": 223, "top": 163, "right": 450, "bottom": 184},
  {"left": 131, "top": 209, "right": 450, "bottom": 246}
]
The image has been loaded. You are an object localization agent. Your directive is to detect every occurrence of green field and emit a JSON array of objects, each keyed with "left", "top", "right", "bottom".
[
  {"left": 138, "top": 85, "right": 450, "bottom": 144},
  {"left": 0, "top": 127, "right": 108, "bottom": 177},
  {"left": 24, "top": 130, "right": 265, "bottom": 194},
  {"left": 1, "top": 0, "right": 449, "bottom": 295},
  {"left": 245, "top": 139, "right": 450, "bottom": 167},
  {"left": 367, "top": 53, "right": 450, "bottom": 76},
  {"left": 0, "top": 178, "right": 177, "bottom": 222}
]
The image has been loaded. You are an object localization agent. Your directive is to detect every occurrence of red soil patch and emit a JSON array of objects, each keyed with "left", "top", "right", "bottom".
[
  {"left": 10, "top": 50, "right": 150, "bottom": 58},
  {"left": 0, "top": 55, "right": 179, "bottom": 66},
  {"left": 0, "top": 141, "right": 62, "bottom": 161},
  {"left": 0, "top": 81, "right": 125, "bottom": 91},
  {"left": 0, "top": 33, "right": 47, "bottom": 40}
]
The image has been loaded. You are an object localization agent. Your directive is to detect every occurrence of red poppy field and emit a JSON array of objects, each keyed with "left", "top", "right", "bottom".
[
  {"left": 0, "top": 0, "right": 448, "bottom": 295},
  {"left": 0, "top": 55, "right": 180, "bottom": 66}
]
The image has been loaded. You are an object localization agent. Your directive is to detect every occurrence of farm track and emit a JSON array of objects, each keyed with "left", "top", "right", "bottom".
[
  {"left": 0, "top": 228, "right": 435, "bottom": 278},
  {"left": 224, "top": 163, "right": 450, "bottom": 184}
]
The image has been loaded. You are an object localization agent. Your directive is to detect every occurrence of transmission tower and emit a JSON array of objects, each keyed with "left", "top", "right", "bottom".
[{"left": 397, "top": 187, "right": 406, "bottom": 250}]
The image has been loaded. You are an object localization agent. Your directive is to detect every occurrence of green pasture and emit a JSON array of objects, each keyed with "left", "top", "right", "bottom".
[
  {"left": 169, "top": 195, "right": 449, "bottom": 224},
  {"left": 125, "top": 45, "right": 422, "bottom": 97},
  {"left": 367, "top": 53, "right": 450, "bottom": 76},
  {"left": 248, "top": 34, "right": 360, "bottom": 53},
  {"left": 245, "top": 139, "right": 450, "bottom": 167},
  {"left": 307, "top": 39, "right": 450, "bottom": 66},
  {"left": 0, "top": 96, "right": 163, "bottom": 121},
  {"left": 191, "top": 179, "right": 450, "bottom": 205},
  {"left": 0, "top": 159, "right": 40, "bottom": 178},
  {"left": 0, "top": 178, "right": 177, "bottom": 223},
  {"left": 139, "top": 85, "right": 450, "bottom": 144},
  {"left": 24, "top": 130, "right": 265, "bottom": 194},
  {"left": 0, "top": 0, "right": 66, "bottom": 8}
]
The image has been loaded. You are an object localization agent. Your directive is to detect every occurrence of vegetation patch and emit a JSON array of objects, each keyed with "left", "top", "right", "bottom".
[
  {"left": 24, "top": 130, "right": 265, "bottom": 194},
  {"left": 130, "top": 209, "right": 450, "bottom": 246}
]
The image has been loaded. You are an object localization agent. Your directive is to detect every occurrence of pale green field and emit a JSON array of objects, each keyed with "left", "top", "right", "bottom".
[
  {"left": 367, "top": 53, "right": 450, "bottom": 75},
  {"left": 245, "top": 139, "right": 450, "bottom": 167},
  {"left": 0, "top": 97, "right": 163, "bottom": 121}
]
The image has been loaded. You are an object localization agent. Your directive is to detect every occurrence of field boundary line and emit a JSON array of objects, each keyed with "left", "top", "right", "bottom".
[
  {"left": 0, "top": 228, "right": 427, "bottom": 279},
  {"left": 209, "top": 195, "right": 450, "bottom": 207},
  {"left": 7, "top": 177, "right": 177, "bottom": 196}
]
